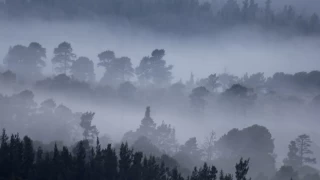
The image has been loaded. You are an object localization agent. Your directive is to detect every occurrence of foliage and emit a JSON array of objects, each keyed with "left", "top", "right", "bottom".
[
  {"left": 0, "top": 130, "right": 252, "bottom": 180},
  {"left": 52, "top": 42, "right": 76, "bottom": 74},
  {"left": 122, "top": 106, "right": 178, "bottom": 155},
  {"left": 80, "top": 112, "right": 99, "bottom": 144},
  {"left": 136, "top": 49, "right": 173, "bottom": 87},
  {"left": 3, "top": 42, "right": 46, "bottom": 81},
  {"left": 71, "top": 56, "right": 95, "bottom": 83},
  {"left": 2, "top": 0, "right": 320, "bottom": 34}
]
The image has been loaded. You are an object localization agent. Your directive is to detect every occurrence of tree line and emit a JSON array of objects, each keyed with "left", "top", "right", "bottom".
[
  {"left": 4, "top": 41, "right": 320, "bottom": 117},
  {"left": 0, "top": 102, "right": 318, "bottom": 180},
  {"left": 0, "top": 0, "right": 319, "bottom": 34},
  {"left": 4, "top": 42, "right": 172, "bottom": 87},
  {"left": 0, "top": 128, "right": 252, "bottom": 180}
]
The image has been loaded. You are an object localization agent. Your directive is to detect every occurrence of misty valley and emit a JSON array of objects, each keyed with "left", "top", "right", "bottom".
[{"left": 1, "top": 0, "right": 320, "bottom": 180}]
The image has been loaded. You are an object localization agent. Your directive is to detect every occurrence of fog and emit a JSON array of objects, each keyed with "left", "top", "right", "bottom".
[
  {"left": 1, "top": 11, "right": 320, "bottom": 180},
  {"left": 1, "top": 20, "right": 320, "bottom": 81},
  {"left": 1, "top": 18, "right": 320, "bottom": 162}
]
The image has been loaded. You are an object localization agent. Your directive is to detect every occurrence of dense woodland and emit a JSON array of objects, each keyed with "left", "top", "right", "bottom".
[
  {"left": 0, "top": 39, "right": 320, "bottom": 180},
  {"left": 1, "top": 0, "right": 320, "bottom": 179},
  {"left": 0, "top": 0, "right": 319, "bottom": 34}
]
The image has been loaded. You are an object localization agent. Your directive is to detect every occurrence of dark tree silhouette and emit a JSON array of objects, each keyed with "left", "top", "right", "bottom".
[
  {"left": 235, "top": 158, "right": 250, "bottom": 180},
  {"left": 189, "top": 86, "right": 209, "bottom": 111},
  {"left": 52, "top": 42, "right": 76, "bottom": 74},
  {"left": 295, "top": 134, "right": 316, "bottom": 166},
  {"left": 201, "top": 130, "right": 216, "bottom": 161},
  {"left": 4, "top": 42, "right": 46, "bottom": 80},
  {"left": 80, "top": 112, "right": 99, "bottom": 144},
  {"left": 71, "top": 56, "right": 95, "bottom": 83},
  {"left": 283, "top": 141, "right": 302, "bottom": 170},
  {"left": 180, "top": 137, "right": 202, "bottom": 164},
  {"left": 136, "top": 49, "right": 173, "bottom": 87},
  {"left": 99, "top": 50, "right": 133, "bottom": 86}
]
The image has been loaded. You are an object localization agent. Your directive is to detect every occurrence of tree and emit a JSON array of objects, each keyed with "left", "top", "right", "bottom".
[
  {"left": 71, "top": 56, "right": 95, "bottom": 83},
  {"left": 214, "top": 125, "right": 276, "bottom": 178},
  {"left": 132, "top": 136, "right": 161, "bottom": 157},
  {"left": 189, "top": 86, "right": 209, "bottom": 111},
  {"left": 4, "top": 42, "right": 46, "bottom": 80},
  {"left": 103, "top": 144, "right": 118, "bottom": 180},
  {"left": 0, "top": 129, "right": 10, "bottom": 178},
  {"left": 180, "top": 137, "right": 202, "bottom": 163},
  {"left": 118, "top": 81, "right": 137, "bottom": 100},
  {"left": 273, "top": 166, "right": 299, "bottom": 180},
  {"left": 241, "top": 73, "right": 266, "bottom": 89},
  {"left": 235, "top": 158, "right": 250, "bottom": 180},
  {"left": 155, "top": 121, "right": 178, "bottom": 154},
  {"left": 138, "top": 106, "right": 156, "bottom": 136},
  {"left": 130, "top": 152, "right": 143, "bottom": 180},
  {"left": 136, "top": 49, "right": 173, "bottom": 87},
  {"left": 202, "top": 130, "right": 217, "bottom": 161},
  {"left": 99, "top": 50, "right": 133, "bottom": 86},
  {"left": 295, "top": 134, "right": 316, "bottom": 166},
  {"left": 80, "top": 112, "right": 99, "bottom": 144},
  {"left": 52, "top": 42, "right": 76, "bottom": 74},
  {"left": 75, "top": 140, "right": 86, "bottom": 180},
  {"left": 197, "top": 74, "right": 220, "bottom": 93},
  {"left": 21, "top": 136, "right": 35, "bottom": 179},
  {"left": 122, "top": 107, "right": 178, "bottom": 154},
  {"left": 111, "top": 57, "right": 134, "bottom": 83},
  {"left": 0, "top": 129, "right": 260, "bottom": 180},
  {"left": 186, "top": 72, "right": 195, "bottom": 90},
  {"left": 283, "top": 141, "right": 302, "bottom": 169},
  {"left": 119, "top": 143, "right": 133, "bottom": 180},
  {"left": 222, "top": 84, "right": 256, "bottom": 115},
  {"left": 98, "top": 50, "right": 115, "bottom": 70}
]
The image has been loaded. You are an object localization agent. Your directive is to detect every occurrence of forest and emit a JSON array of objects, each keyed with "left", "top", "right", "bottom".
[
  {"left": 1, "top": 0, "right": 320, "bottom": 180},
  {"left": 0, "top": 39, "right": 320, "bottom": 180},
  {"left": 0, "top": 0, "right": 319, "bottom": 34}
]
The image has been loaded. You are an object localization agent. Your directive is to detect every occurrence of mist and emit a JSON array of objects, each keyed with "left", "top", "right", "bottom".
[
  {"left": 1, "top": 0, "right": 320, "bottom": 179},
  {"left": 1, "top": 20, "right": 320, "bottom": 81}
]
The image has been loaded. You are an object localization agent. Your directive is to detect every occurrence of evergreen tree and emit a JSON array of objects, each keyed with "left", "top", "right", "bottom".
[
  {"left": 129, "top": 152, "right": 143, "bottom": 180},
  {"left": 119, "top": 143, "right": 133, "bottom": 180},
  {"left": 283, "top": 141, "right": 302, "bottom": 169},
  {"left": 235, "top": 158, "right": 250, "bottom": 180},
  {"left": 80, "top": 112, "right": 99, "bottom": 144},
  {"left": 136, "top": 49, "right": 173, "bottom": 87},
  {"left": 52, "top": 42, "right": 76, "bottom": 74},
  {"left": 295, "top": 134, "right": 316, "bottom": 165},
  {"left": 21, "top": 136, "right": 35, "bottom": 179},
  {"left": 180, "top": 137, "right": 203, "bottom": 163},
  {"left": 103, "top": 144, "right": 118, "bottom": 180},
  {"left": 4, "top": 42, "right": 46, "bottom": 80},
  {"left": 0, "top": 129, "right": 10, "bottom": 178},
  {"left": 189, "top": 86, "right": 209, "bottom": 111},
  {"left": 139, "top": 106, "right": 156, "bottom": 137},
  {"left": 71, "top": 56, "right": 95, "bottom": 83},
  {"left": 75, "top": 140, "right": 86, "bottom": 180}
]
